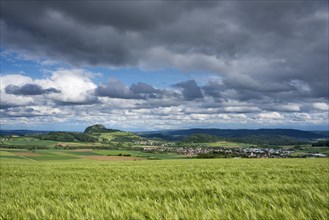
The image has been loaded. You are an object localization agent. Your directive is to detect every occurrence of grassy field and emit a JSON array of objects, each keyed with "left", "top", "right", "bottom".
[
  {"left": 91, "top": 131, "right": 142, "bottom": 143},
  {"left": 206, "top": 141, "right": 253, "bottom": 148},
  {"left": 0, "top": 148, "right": 186, "bottom": 161},
  {"left": 102, "top": 150, "right": 187, "bottom": 160},
  {"left": 0, "top": 156, "right": 328, "bottom": 219},
  {"left": 0, "top": 135, "right": 144, "bottom": 149},
  {"left": 0, "top": 137, "right": 57, "bottom": 147}
]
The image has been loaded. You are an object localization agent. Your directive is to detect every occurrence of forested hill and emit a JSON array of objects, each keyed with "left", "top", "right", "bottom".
[
  {"left": 137, "top": 128, "right": 329, "bottom": 142},
  {"left": 1, "top": 126, "right": 328, "bottom": 146},
  {"left": 84, "top": 124, "right": 120, "bottom": 133},
  {"left": 0, "top": 130, "right": 50, "bottom": 136}
]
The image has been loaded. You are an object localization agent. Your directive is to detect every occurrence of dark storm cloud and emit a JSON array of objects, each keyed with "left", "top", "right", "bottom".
[
  {"left": 96, "top": 79, "right": 140, "bottom": 99},
  {"left": 1, "top": 1, "right": 328, "bottom": 103},
  {"left": 95, "top": 79, "right": 163, "bottom": 100},
  {"left": 0, "top": 1, "right": 211, "bottom": 66},
  {"left": 174, "top": 80, "right": 203, "bottom": 101},
  {"left": 5, "top": 84, "right": 61, "bottom": 96},
  {"left": 202, "top": 81, "right": 223, "bottom": 99},
  {"left": 2, "top": 107, "right": 39, "bottom": 118},
  {"left": 130, "top": 82, "right": 163, "bottom": 99},
  {"left": 0, "top": 103, "right": 20, "bottom": 110},
  {"left": 130, "top": 82, "right": 160, "bottom": 95}
]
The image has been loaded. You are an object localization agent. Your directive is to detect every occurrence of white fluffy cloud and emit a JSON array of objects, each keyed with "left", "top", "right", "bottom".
[
  {"left": 35, "top": 69, "right": 97, "bottom": 104},
  {"left": 313, "top": 102, "right": 329, "bottom": 111},
  {"left": 258, "top": 112, "right": 284, "bottom": 120},
  {"left": 1, "top": 69, "right": 328, "bottom": 130},
  {"left": 1, "top": 69, "right": 98, "bottom": 108}
]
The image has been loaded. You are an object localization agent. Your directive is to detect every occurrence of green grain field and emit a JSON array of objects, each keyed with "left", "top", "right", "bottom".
[
  {"left": 0, "top": 156, "right": 328, "bottom": 220},
  {"left": 0, "top": 138, "right": 57, "bottom": 147}
]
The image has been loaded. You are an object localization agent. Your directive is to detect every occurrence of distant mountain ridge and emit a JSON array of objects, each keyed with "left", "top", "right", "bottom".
[
  {"left": 1, "top": 126, "right": 328, "bottom": 145},
  {"left": 137, "top": 128, "right": 329, "bottom": 142},
  {"left": 0, "top": 130, "right": 51, "bottom": 136}
]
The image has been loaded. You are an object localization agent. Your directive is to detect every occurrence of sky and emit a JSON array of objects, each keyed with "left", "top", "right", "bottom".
[{"left": 0, "top": 1, "right": 328, "bottom": 132}]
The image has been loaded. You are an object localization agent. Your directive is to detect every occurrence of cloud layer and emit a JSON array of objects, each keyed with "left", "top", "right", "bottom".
[
  {"left": 0, "top": 1, "right": 328, "bottom": 130},
  {"left": 0, "top": 69, "right": 328, "bottom": 130}
]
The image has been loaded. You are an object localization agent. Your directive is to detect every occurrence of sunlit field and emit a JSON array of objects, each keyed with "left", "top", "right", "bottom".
[{"left": 1, "top": 157, "right": 328, "bottom": 219}]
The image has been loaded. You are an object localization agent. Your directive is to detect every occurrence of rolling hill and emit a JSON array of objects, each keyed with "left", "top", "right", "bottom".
[
  {"left": 83, "top": 124, "right": 143, "bottom": 143},
  {"left": 137, "top": 128, "right": 329, "bottom": 145},
  {"left": 1, "top": 126, "right": 328, "bottom": 146},
  {"left": 84, "top": 124, "right": 120, "bottom": 134}
]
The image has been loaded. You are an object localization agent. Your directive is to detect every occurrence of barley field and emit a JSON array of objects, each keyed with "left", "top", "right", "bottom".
[{"left": 0, "top": 158, "right": 328, "bottom": 219}]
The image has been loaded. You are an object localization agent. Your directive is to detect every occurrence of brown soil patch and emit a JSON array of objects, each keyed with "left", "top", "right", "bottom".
[
  {"left": 83, "top": 156, "right": 145, "bottom": 161},
  {"left": 15, "top": 152, "right": 42, "bottom": 156}
]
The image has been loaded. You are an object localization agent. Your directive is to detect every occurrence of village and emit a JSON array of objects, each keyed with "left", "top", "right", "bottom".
[{"left": 143, "top": 146, "right": 328, "bottom": 158}]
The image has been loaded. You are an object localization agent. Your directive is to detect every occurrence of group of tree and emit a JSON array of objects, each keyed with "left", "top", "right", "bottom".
[
  {"left": 183, "top": 134, "right": 222, "bottom": 143},
  {"left": 37, "top": 132, "right": 98, "bottom": 142},
  {"left": 312, "top": 140, "right": 329, "bottom": 147}
]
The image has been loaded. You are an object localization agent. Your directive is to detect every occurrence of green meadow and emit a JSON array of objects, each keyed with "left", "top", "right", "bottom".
[
  {"left": 0, "top": 137, "right": 57, "bottom": 147},
  {"left": 1, "top": 154, "right": 328, "bottom": 219},
  {"left": 0, "top": 148, "right": 186, "bottom": 161},
  {"left": 205, "top": 141, "right": 252, "bottom": 148}
]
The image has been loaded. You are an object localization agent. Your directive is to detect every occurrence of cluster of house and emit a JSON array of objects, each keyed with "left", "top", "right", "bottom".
[
  {"left": 143, "top": 146, "right": 328, "bottom": 158},
  {"left": 134, "top": 140, "right": 173, "bottom": 147}
]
